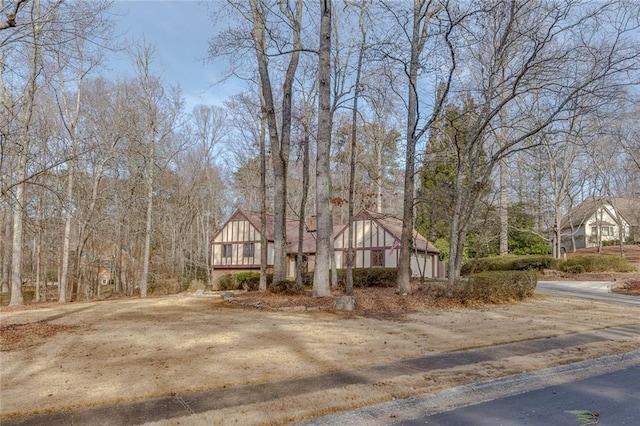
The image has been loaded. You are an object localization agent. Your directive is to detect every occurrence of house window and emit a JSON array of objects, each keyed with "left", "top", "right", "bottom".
[
  {"left": 343, "top": 249, "right": 356, "bottom": 268},
  {"left": 602, "top": 227, "right": 611, "bottom": 236},
  {"left": 591, "top": 226, "right": 598, "bottom": 235},
  {"left": 222, "top": 244, "right": 232, "bottom": 258},
  {"left": 243, "top": 242, "right": 255, "bottom": 257},
  {"left": 371, "top": 249, "right": 384, "bottom": 267}
]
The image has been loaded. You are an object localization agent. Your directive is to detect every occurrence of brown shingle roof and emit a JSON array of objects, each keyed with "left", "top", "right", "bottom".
[
  {"left": 234, "top": 210, "right": 341, "bottom": 254},
  {"left": 355, "top": 210, "right": 440, "bottom": 254},
  {"left": 224, "top": 209, "right": 439, "bottom": 255}
]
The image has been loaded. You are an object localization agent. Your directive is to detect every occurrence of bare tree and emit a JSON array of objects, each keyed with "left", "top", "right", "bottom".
[
  {"left": 248, "top": 0, "right": 304, "bottom": 283},
  {"left": 380, "top": 0, "right": 456, "bottom": 294},
  {"left": 6, "top": 0, "right": 42, "bottom": 305},
  {"left": 313, "top": 0, "right": 332, "bottom": 297},
  {"left": 0, "top": 0, "right": 28, "bottom": 32},
  {"left": 443, "top": 0, "right": 640, "bottom": 281},
  {"left": 345, "top": 0, "right": 368, "bottom": 296}
]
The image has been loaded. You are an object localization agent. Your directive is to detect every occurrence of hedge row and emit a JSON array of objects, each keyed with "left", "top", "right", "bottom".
[
  {"left": 464, "top": 270, "right": 537, "bottom": 303},
  {"left": 461, "top": 254, "right": 636, "bottom": 276},
  {"left": 218, "top": 272, "right": 263, "bottom": 291},
  {"left": 217, "top": 268, "right": 398, "bottom": 291},
  {"left": 335, "top": 268, "right": 398, "bottom": 288},
  {"left": 461, "top": 255, "right": 553, "bottom": 276},
  {"left": 554, "top": 255, "right": 635, "bottom": 274}
]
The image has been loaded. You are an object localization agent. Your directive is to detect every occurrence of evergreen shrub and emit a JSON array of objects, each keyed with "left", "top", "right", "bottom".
[
  {"left": 461, "top": 255, "right": 553, "bottom": 275},
  {"left": 552, "top": 255, "right": 635, "bottom": 273},
  {"left": 336, "top": 268, "right": 398, "bottom": 288},
  {"left": 464, "top": 270, "right": 537, "bottom": 302}
]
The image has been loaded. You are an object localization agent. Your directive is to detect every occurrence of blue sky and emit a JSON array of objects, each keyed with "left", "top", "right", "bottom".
[{"left": 109, "top": 1, "right": 243, "bottom": 111}]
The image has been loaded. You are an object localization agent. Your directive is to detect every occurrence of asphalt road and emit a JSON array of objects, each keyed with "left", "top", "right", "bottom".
[
  {"left": 396, "top": 364, "right": 640, "bottom": 426},
  {"left": 537, "top": 280, "right": 640, "bottom": 306}
]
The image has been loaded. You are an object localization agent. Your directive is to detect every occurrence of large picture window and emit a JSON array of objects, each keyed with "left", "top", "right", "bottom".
[
  {"left": 222, "top": 244, "right": 232, "bottom": 258},
  {"left": 371, "top": 249, "right": 384, "bottom": 267},
  {"left": 244, "top": 242, "right": 255, "bottom": 257}
]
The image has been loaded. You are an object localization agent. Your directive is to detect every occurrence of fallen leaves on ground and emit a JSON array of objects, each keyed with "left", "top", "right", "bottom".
[
  {"left": 611, "top": 280, "right": 640, "bottom": 296},
  {"left": 229, "top": 285, "right": 492, "bottom": 319},
  {"left": 0, "top": 322, "right": 77, "bottom": 352}
]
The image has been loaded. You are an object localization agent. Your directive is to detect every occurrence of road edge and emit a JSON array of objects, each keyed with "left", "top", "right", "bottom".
[{"left": 298, "top": 349, "right": 640, "bottom": 425}]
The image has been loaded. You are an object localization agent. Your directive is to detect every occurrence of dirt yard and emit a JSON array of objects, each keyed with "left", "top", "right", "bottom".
[{"left": 1, "top": 288, "right": 640, "bottom": 425}]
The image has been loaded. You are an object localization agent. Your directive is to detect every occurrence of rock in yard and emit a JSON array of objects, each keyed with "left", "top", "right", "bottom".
[{"left": 333, "top": 296, "right": 356, "bottom": 311}]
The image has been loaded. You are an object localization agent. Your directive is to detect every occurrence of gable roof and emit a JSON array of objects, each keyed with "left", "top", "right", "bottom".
[
  {"left": 216, "top": 209, "right": 440, "bottom": 255},
  {"left": 218, "top": 210, "right": 341, "bottom": 254},
  {"left": 339, "top": 210, "right": 440, "bottom": 254},
  {"left": 561, "top": 197, "right": 640, "bottom": 229}
]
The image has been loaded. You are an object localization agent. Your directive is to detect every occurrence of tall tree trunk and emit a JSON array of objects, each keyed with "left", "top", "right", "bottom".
[
  {"left": 259, "top": 93, "right": 268, "bottom": 291},
  {"left": 1, "top": 204, "right": 10, "bottom": 294},
  {"left": 376, "top": 125, "right": 384, "bottom": 213},
  {"left": 313, "top": 0, "right": 332, "bottom": 297},
  {"left": 58, "top": 154, "right": 74, "bottom": 303},
  {"left": 10, "top": 0, "right": 41, "bottom": 306},
  {"left": 346, "top": 2, "right": 367, "bottom": 296},
  {"left": 498, "top": 157, "right": 508, "bottom": 255},
  {"left": 10, "top": 177, "right": 25, "bottom": 305},
  {"left": 498, "top": 71, "right": 509, "bottom": 256},
  {"left": 397, "top": 1, "right": 425, "bottom": 295},
  {"left": 141, "top": 160, "right": 153, "bottom": 298},
  {"left": 296, "top": 129, "right": 310, "bottom": 289},
  {"left": 0, "top": 53, "right": 10, "bottom": 296},
  {"left": 249, "top": 0, "right": 303, "bottom": 283}
]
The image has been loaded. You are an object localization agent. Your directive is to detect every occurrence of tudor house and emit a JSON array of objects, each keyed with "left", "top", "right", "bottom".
[
  {"left": 333, "top": 210, "right": 441, "bottom": 279},
  {"left": 210, "top": 209, "right": 441, "bottom": 284},
  {"left": 560, "top": 197, "right": 640, "bottom": 251}
]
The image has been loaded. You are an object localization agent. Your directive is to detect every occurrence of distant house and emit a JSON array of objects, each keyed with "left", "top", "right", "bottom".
[
  {"left": 210, "top": 209, "right": 441, "bottom": 284},
  {"left": 560, "top": 197, "right": 640, "bottom": 251}
]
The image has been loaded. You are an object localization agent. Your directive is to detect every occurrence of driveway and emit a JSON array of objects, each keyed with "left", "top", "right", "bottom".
[{"left": 537, "top": 280, "right": 640, "bottom": 306}]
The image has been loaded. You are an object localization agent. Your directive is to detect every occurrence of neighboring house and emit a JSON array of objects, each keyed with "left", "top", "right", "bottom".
[
  {"left": 334, "top": 210, "right": 441, "bottom": 279},
  {"left": 560, "top": 197, "right": 640, "bottom": 251},
  {"left": 210, "top": 209, "right": 441, "bottom": 284}
]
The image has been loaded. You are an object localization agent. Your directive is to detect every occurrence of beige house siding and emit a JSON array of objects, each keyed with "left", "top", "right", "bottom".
[
  {"left": 334, "top": 213, "right": 439, "bottom": 278},
  {"left": 211, "top": 216, "right": 275, "bottom": 269}
]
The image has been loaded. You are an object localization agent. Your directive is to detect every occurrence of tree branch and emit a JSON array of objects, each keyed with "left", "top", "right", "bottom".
[{"left": 0, "top": 0, "right": 28, "bottom": 31}]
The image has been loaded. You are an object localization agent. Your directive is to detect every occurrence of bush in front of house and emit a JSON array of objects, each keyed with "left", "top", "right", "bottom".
[
  {"left": 335, "top": 268, "right": 398, "bottom": 288},
  {"left": 464, "top": 270, "right": 538, "bottom": 303},
  {"left": 217, "top": 274, "right": 238, "bottom": 291},
  {"left": 461, "top": 255, "right": 553, "bottom": 276},
  {"left": 218, "top": 272, "right": 273, "bottom": 291},
  {"left": 235, "top": 272, "right": 262, "bottom": 291},
  {"left": 552, "top": 255, "right": 636, "bottom": 273}
]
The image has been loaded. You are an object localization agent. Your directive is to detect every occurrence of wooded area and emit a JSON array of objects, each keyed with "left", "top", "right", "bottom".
[{"left": 2, "top": 0, "right": 639, "bottom": 305}]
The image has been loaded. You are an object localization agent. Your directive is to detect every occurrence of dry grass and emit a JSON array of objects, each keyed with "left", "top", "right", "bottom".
[{"left": 1, "top": 280, "right": 639, "bottom": 424}]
